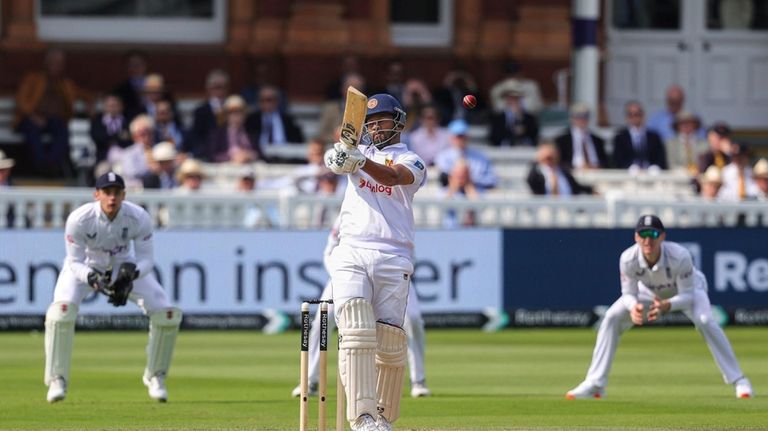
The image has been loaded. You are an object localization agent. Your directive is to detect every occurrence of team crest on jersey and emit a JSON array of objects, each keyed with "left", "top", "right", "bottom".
[
  {"left": 367, "top": 99, "right": 378, "bottom": 109},
  {"left": 385, "top": 156, "right": 393, "bottom": 167},
  {"left": 414, "top": 160, "right": 424, "bottom": 170},
  {"left": 86, "top": 232, "right": 96, "bottom": 239}
]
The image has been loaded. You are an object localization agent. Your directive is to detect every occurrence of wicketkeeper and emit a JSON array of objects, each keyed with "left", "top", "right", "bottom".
[
  {"left": 323, "top": 94, "right": 427, "bottom": 431},
  {"left": 44, "top": 172, "right": 182, "bottom": 403}
]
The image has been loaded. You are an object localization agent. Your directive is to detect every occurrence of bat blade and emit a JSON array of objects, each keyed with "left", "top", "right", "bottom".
[{"left": 339, "top": 86, "right": 368, "bottom": 149}]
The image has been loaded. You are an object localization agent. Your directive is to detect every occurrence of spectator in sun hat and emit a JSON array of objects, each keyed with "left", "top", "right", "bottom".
[
  {"left": 208, "top": 95, "right": 262, "bottom": 163},
  {"left": 0, "top": 150, "right": 15, "bottom": 187},
  {"left": 665, "top": 110, "right": 707, "bottom": 175},
  {"left": 751, "top": 158, "right": 768, "bottom": 201},
  {"left": 175, "top": 158, "right": 206, "bottom": 193},
  {"left": 488, "top": 80, "right": 539, "bottom": 147},
  {"left": 698, "top": 165, "right": 723, "bottom": 200},
  {"left": 142, "top": 142, "right": 179, "bottom": 190}
]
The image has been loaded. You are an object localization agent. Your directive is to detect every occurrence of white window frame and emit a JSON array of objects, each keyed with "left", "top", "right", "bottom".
[
  {"left": 35, "top": 0, "right": 226, "bottom": 44},
  {"left": 390, "top": 0, "right": 454, "bottom": 47}
]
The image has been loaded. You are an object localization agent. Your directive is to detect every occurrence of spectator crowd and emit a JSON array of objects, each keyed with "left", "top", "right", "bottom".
[{"left": 4, "top": 49, "right": 768, "bottom": 229}]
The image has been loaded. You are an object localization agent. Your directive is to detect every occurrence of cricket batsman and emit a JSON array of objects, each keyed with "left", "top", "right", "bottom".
[
  {"left": 323, "top": 94, "right": 427, "bottom": 431},
  {"left": 44, "top": 172, "right": 182, "bottom": 403}
]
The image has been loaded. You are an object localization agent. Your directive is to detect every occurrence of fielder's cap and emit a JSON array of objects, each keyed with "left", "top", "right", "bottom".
[
  {"left": 224, "top": 95, "right": 246, "bottom": 112},
  {"left": 699, "top": 165, "right": 722, "bottom": 184},
  {"left": 366, "top": 93, "right": 405, "bottom": 118},
  {"left": 635, "top": 214, "right": 665, "bottom": 233},
  {"left": 569, "top": 102, "right": 591, "bottom": 119},
  {"left": 95, "top": 172, "right": 125, "bottom": 189},
  {"left": 0, "top": 150, "right": 15, "bottom": 169},
  {"left": 152, "top": 141, "right": 177, "bottom": 162},
  {"left": 448, "top": 119, "right": 469, "bottom": 136},
  {"left": 752, "top": 158, "right": 768, "bottom": 179},
  {"left": 708, "top": 122, "right": 731, "bottom": 137}
]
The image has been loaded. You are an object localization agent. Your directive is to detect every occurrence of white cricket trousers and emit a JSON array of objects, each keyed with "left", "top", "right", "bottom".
[
  {"left": 327, "top": 243, "right": 412, "bottom": 327},
  {"left": 307, "top": 283, "right": 427, "bottom": 385},
  {"left": 584, "top": 288, "right": 745, "bottom": 388},
  {"left": 53, "top": 266, "right": 172, "bottom": 312}
]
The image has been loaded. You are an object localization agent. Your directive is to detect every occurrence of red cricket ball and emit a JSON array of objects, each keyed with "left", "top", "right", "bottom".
[{"left": 462, "top": 94, "right": 477, "bottom": 109}]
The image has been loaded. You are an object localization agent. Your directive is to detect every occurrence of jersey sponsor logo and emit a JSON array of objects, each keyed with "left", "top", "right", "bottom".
[
  {"left": 680, "top": 269, "right": 691, "bottom": 279},
  {"left": 142, "top": 233, "right": 153, "bottom": 241},
  {"left": 358, "top": 178, "right": 392, "bottom": 196},
  {"left": 86, "top": 232, "right": 96, "bottom": 239},
  {"left": 414, "top": 160, "right": 425, "bottom": 170}
]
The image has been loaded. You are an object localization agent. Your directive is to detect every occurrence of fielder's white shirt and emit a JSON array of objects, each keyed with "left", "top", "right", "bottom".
[
  {"left": 337, "top": 143, "right": 427, "bottom": 259},
  {"left": 619, "top": 241, "right": 706, "bottom": 312},
  {"left": 63, "top": 200, "right": 155, "bottom": 284}
]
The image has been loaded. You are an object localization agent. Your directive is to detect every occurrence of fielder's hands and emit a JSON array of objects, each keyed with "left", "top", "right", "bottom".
[
  {"left": 324, "top": 142, "right": 366, "bottom": 174},
  {"left": 630, "top": 303, "right": 645, "bottom": 325},
  {"left": 647, "top": 297, "right": 669, "bottom": 322}
]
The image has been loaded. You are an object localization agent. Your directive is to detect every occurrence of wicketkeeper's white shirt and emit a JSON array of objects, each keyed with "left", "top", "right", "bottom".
[
  {"left": 337, "top": 142, "right": 427, "bottom": 259},
  {"left": 64, "top": 200, "right": 155, "bottom": 284}
]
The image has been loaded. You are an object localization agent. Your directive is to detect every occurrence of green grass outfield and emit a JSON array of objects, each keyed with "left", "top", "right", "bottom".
[{"left": 1, "top": 327, "right": 767, "bottom": 431}]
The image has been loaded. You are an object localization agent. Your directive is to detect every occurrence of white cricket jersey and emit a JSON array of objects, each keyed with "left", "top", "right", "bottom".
[
  {"left": 337, "top": 142, "right": 427, "bottom": 258},
  {"left": 63, "top": 200, "right": 155, "bottom": 284},
  {"left": 619, "top": 241, "right": 705, "bottom": 312}
]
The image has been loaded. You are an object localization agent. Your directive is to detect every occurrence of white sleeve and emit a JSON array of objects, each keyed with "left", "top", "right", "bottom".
[
  {"left": 63, "top": 217, "right": 91, "bottom": 284},
  {"left": 667, "top": 253, "right": 695, "bottom": 311},
  {"left": 619, "top": 258, "right": 639, "bottom": 311},
  {"left": 132, "top": 212, "right": 155, "bottom": 279},
  {"left": 397, "top": 152, "right": 427, "bottom": 187}
]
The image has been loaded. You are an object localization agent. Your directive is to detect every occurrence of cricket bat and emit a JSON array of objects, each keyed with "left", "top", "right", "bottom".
[{"left": 339, "top": 86, "right": 368, "bottom": 149}]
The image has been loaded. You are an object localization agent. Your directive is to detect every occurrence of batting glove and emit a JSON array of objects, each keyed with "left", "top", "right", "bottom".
[{"left": 324, "top": 143, "right": 366, "bottom": 174}]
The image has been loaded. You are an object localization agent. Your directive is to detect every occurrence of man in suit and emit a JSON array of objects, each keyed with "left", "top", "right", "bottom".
[
  {"left": 189, "top": 69, "right": 230, "bottom": 159},
  {"left": 245, "top": 85, "right": 304, "bottom": 148},
  {"left": 488, "top": 81, "right": 539, "bottom": 147},
  {"left": 612, "top": 101, "right": 667, "bottom": 171},
  {"left": 554, "top": 103, "right": 609, "bottom": 170},
  {"left": 112, "top": 51, "right": 148, "bottom": 122},
  {"left": 90, "top": 94, "right": 132, "bottom": 164},
  {"left": 526, "top": 143, "right": 593, "bottom": 196}
]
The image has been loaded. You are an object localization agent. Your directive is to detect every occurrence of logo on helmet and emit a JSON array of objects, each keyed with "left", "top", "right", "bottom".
[{"left": 367, "top": 99, "right": 378, "bottom": 109}]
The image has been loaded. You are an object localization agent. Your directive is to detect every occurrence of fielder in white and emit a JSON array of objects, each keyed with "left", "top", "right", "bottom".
[
  {"left": 566, "top": 214, "right": 753, "bottom": 400},
  {"left": 323, "top": 94, "right": 427, "bottom": 431},
  {"left": 44, "top": 172, "right": 182, "bottom": 403},
  {"left": 291, "top": 219, "right": 431, "bottom": 400}
]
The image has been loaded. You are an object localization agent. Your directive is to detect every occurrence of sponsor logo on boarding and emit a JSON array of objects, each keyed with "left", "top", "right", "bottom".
[{"left": 358, "top": 178, "right": 392, "bottom": 196}]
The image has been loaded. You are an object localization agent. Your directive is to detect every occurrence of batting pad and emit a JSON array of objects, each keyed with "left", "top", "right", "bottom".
[
  {"left": 44, "top": 302, "right": 78, "bottom": 385},
  {"left": 145, "top": 308, "right": 182, "bottom": 380},
  {"left": 375, "top": 322, "right": 407, "bottom": 422},
  {"left": 337, "top": 298, "right": 378, "bottom": 421}
]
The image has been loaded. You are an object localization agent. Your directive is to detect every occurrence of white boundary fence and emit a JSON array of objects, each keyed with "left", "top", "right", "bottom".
[{"left": 1, "top": 187, "right": 766, "bottom": 230}]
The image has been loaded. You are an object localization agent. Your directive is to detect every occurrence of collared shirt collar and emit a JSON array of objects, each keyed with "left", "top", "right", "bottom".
[{"left": 637, "top": 242, "right": 666, "bottom": 271}]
